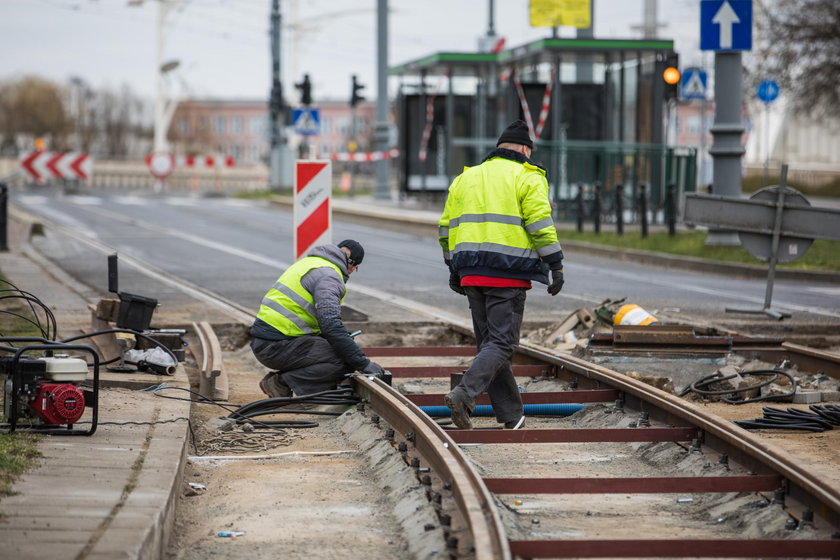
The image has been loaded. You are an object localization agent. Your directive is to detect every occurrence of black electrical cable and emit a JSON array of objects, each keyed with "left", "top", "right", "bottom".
[
  {"left": 685, "top": 368, "right": 797, "bottom": 404},
  {"left": 0, "top": 280, "right": 58, "bottom": 339},
  {"left": 733, "top": 419, "right": 826, "bottom": 433},
  {"left": 809, "top": 404, "right": 840, "bottom": 425},
  {"left": 734, "top": 405, "right": 835, "bottom": 432},
  {"left": 227, "top": 387, "right": 360, "bottom": 430},
  {"left": 150, "top": 385, "right": 314, "bottom": 432},
  {"left": 0, "top": 289, "right": 57, "bottom": 340}
]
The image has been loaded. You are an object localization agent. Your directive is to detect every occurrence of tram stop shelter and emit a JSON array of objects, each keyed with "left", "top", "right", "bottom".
[{"left": 390, "top": 37, "right": 697, "bottom": 221}]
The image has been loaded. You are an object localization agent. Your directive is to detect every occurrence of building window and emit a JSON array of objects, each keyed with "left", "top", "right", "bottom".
[
  {"left": 249, "top": 144, "right": 259, "bottom": 163},
  {"left": 337, "top": 117, "right": 349, "bottom": 135},
  {"left": 321, "top": 116, "right": 331, "bottom": 134},
  {"left": 178, "top": 117, "right": 190, "bottom": 135},
  {"left": 213, "top": 116, "right": 226, "bottom": 134},
  {"left": 232, "top": 144, "right": 242, "bottom": 161},
  {"left": 249, "top": 116, "right": 266, "bottom": 135},
  {"left": 198, "top": 116, "right": 208, "bottom": 130},
  {"left": 232, "top": 116, "right": 243, "bottom": 135}
]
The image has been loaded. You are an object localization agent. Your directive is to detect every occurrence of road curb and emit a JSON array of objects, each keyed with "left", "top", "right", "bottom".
[{"left": 269, "top": 196, "right": 840, "bottom": 284}]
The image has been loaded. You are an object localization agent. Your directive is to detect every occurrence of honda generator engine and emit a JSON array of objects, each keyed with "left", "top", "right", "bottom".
[{"left": 2, "top": 354, "right": 89, "bottom": 429}]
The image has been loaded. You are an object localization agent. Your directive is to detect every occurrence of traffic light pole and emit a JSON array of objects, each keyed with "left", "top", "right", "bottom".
[
  {"left": 373, "top": 0, "right": 390, "bottom": 199},
  {"left": 269, "top": 0, "right": 290, "bottom": 189}
]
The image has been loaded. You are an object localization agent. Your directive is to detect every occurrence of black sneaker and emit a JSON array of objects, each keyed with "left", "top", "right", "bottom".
[
  {"left": 259, "top": 372, "right": 293, "bottom": 398},
  {"left": 444, "top": 391, "right": 473, "bottom": 430},
  {"left": 504, "top": 416, "right": 525, "bottom": 430}
]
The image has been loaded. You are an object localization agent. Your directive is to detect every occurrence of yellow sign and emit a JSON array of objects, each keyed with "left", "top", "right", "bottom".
[{"left": 530, "top": 0, "right": 591, "bottom": 29}]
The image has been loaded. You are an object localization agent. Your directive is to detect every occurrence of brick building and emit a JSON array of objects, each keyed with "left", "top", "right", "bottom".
[{"left": 168, "top": 99, "right": 376, "bottom": 166}]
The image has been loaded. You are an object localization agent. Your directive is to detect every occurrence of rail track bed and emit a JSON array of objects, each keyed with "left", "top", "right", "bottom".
[
  {"left": 171, "top": 318, "right": 840, "bottom": 559},
  {"left": 340, "top": 327, "right": 840, "bottom": 559}
]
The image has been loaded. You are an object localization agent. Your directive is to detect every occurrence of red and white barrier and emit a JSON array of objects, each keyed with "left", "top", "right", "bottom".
[
  {"left": 417, "top": 95, "right": 436, "bottom": 163},
  {"left": 175, "top": 155, "right": 235, "bottom": 168},
  {"left": 294, "top": 160, "right": 332, "bottom": 260},
  {"left": 20, "top": 151, "right": 92, "bottom": 182},
  {"left": 331, "top": 149, "right": 399, "bottom": 162},
  {"left": 512, "top": 70, "right": 554, "bottom": 142}
]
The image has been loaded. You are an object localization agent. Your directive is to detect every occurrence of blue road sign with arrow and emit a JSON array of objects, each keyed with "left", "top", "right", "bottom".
[
  {"left": 700, "top": 0, "right": 752, "bottom": 51},
  {"left": 680, "top": 68, "right": 708, "bottom": 100},
  {"left": 757, "top": 80, "right": 780, "bottom": 104}
]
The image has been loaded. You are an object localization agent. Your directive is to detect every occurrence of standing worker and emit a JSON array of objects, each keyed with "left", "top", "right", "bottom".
[
  {"left": 438, "top": 120, "right": 565, "bottom": 429},
  {"left": 250, "top": 240, "right": 386, "bottom": 397}
]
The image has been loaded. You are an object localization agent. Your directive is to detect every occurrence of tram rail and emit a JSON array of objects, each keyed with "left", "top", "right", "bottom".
[{"left": 353, "top": 339, "right": 840, "bottom": 559}]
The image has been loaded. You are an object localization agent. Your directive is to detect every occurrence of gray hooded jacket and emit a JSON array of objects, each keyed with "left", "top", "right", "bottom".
[{"left": 250, "top": 244, "right": 369, "bottom": 370}]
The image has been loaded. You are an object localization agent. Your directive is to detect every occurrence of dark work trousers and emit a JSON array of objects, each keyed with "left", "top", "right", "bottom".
[
  {"left": 453, "top": 286, "right": 526, "bottom": 425},
  {"left": 250, "top": 335, "right": 352, "bottom": 395}
]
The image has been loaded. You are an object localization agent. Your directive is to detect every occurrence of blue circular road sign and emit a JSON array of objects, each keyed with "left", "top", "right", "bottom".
[{"left": 757, "top": 80, "right": 780, "bottom": 104}]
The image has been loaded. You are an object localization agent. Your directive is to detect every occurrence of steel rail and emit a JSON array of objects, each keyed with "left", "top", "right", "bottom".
[
  {"left": 356, "top": 341, "right": 840, "bottom": 558},
  {"left": 193, "top": 321, "right": 227, "bottom": 401},
  {"left": 518, "top": 340, "right": 840, "bottom": 526},
  {"left": 352, "top": 375, "right": 511, "bottom": 560}
]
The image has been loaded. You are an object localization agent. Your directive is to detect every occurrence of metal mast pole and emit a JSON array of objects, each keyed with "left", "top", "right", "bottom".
[
  {"left": 153, "top": 1, "right": 168, "bottom": 154},
  {"left": 373, "top": 0, "right": 390, "bottom": 199},
  {"left": 269, "top": 0, "right": 287, "bottom": 189}
]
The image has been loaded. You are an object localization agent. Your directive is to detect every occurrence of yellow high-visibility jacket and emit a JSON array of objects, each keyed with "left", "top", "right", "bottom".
[
  {"left": 438, "top": 148, "right": 564, "bottom": 283},
  {"left": 256, "top": 256, "right": 345, "bottom": 337}
]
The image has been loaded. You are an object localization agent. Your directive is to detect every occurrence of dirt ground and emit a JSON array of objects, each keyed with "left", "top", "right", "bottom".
[{"left": 165, "top": 319, "right": 840, "bottom": 558}]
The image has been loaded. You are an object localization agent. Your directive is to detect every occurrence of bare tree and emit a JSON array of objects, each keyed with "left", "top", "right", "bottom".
[
  {"left": 0, "top": 76, "right": 70, "bottom": 153},
  {"left": 756, "top": 0, "right": 840, "bottom": 116}
]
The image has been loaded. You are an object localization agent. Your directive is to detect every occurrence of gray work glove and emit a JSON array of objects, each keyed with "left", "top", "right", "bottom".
[
  {"left": 449, "top": 270, "right": 466, "bottom": 295},
  {"left": 360, "top": 360, "right": 386, "bottom": 376},
  {"left": 547, "top": 268, "right": 564, "bottom": 296}
]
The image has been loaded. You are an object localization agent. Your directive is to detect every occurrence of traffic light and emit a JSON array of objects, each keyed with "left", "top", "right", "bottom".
[
  {"left": 350, "top": 74, "right": 365, "bottom": 108},
  {"left": 662, "top": 53, "right": 680, "bottom": 100},
  {"left": 295, "top": 74, "right": 312, "bottom": 106}
]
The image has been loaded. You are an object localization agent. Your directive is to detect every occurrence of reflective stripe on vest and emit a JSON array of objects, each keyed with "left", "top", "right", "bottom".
[{"left": 256, "top": 256, "right": 345, "bottom": 337}]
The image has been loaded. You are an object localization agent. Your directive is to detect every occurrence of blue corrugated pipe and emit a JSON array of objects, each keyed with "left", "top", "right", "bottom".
[{"left": 420, "top": 403, "right": 585, "bottom": 418}]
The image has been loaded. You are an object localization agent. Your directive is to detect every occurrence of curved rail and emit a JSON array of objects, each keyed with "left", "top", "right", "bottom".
[
  {"left": 357, "top": 342, "right": 840, "bottom": 559},
  {"left": 192, "top": 321, "right": 228, "bottom": 401},
  {"left": 353, "top": 375, "right": 510, "bottom": 559},
  {"left": 518, "top": 341, "right": 840, "bottom": 526}
]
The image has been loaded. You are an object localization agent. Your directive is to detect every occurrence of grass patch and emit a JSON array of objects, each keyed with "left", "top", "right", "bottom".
[
  {"left": 0, "top": 431, "right": 41, "bottom": 496},
  {"left": 557, "top": 230, "right": 840, "bottom": 272},
  {"left": 742, "top": 174, "right": 840, "bottom": 198},
  {"left": 0, "top": 269, "right": 44, "bottom": 497},
  {"left": 0, "top": 270, "right": 52, "bottom": 339},
  {"left": 233, "top": 188, "right": 287, "bottom": 200}
]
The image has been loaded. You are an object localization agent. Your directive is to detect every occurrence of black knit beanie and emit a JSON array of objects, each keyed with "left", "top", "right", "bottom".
[
  {"left": 338, "top": 239, "right": 364, "bottom": 266},
  {"left": 496, "top": 119, "right": 533, "bottom": 149}
]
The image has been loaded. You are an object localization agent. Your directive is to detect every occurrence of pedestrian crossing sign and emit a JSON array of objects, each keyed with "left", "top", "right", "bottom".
[
  {"left": 680, "top": 68, "right": 708, "bottom": 100},
  {"left": 293, "top": 108, "right": 321, "bottom": 136}
]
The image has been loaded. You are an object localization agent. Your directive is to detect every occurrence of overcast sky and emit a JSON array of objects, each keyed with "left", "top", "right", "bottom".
[{"left": 3, "top": 0, "right": 704, "bottom": 102}]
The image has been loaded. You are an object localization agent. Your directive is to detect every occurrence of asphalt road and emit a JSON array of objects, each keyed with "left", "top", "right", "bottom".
[{"left": 10, "top": 188, "right": 840, "bottom": 333}]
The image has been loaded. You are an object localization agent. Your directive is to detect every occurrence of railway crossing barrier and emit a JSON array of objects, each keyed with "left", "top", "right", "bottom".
[{"left": 683, "top": 164, "right": 840, "bottom": 320}]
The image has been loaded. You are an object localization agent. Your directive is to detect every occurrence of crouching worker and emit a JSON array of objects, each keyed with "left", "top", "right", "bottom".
[{"left": 249, "top": 240, "right": 386, "bottom": 398}]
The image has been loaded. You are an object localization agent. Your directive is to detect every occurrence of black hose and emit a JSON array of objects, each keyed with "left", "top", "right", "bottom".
[
  {"left": 227, "top": 387, "right": 360, "bottom": 429},
  {"left": 735, "top": 405, "right": 835, "bottom": 432},
  {"left": 734, "top": 420, "right": 826, "bottom": 433}
]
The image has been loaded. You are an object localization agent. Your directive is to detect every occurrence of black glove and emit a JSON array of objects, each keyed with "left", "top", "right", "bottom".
[
  {"left": 360, "top": 361, "right": 386, "bottom": 376},
  {"left": 449, "top": 271, "right": 466, "bottom": 295},
  {"left": 547, "top": 268, "right": 564, "bottom": 296}
]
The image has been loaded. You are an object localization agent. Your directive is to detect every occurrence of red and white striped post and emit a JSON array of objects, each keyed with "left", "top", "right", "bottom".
[{"left": 294, "top": 160, "right": 332, "bottom": 259}]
